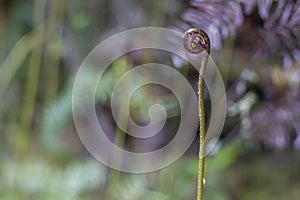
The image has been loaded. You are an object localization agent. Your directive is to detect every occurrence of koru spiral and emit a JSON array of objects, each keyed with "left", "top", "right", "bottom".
[{"left": 182, "top": 28, "right": 210, "bottom": 54}]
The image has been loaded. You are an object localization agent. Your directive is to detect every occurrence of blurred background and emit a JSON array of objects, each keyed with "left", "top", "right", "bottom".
[{"left": 1, "top": 0, "right": 300, "bottom": 199}]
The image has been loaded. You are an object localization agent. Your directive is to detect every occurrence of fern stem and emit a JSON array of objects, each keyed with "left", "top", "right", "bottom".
[{"left": 197, "top": 51, "right": 209, "bottom": 200}]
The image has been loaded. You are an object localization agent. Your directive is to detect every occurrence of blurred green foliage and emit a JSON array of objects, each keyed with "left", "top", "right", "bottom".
[
  {"left": 0, "top": 159, "right": 105, "bottom": 200},
  {"left": 1, "top": 0, "right": 300, "bottom": 199}
]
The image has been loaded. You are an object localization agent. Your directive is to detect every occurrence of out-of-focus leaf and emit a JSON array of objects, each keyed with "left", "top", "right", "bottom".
[
  {"left": 41, "top": 78, "right": 74, "bottom": 152},
  {"left": 0, "top": 158, "right": 105, "bottom": 199}
]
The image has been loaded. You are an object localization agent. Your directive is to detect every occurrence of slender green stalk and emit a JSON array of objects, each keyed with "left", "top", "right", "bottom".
[
  {"left": 105, "top": 59, "right": 130, "bottom": 200},
  {"left": 183, "top": 28, "right": 210, "bottom": 200},
  {"left": 44, "top": 0, "right": 65, "bottom": 102},
  {"left": 18, "top": 0, "right": 46, "bottom": 154},
  {"left": 0, "top": 1, "right": 5, "bottom": 63},
  {"left": 0, "top": 25, "right": 43, "bottom": 100},
  {"left": 197, "top": 51, "right": 209, "bottom": 200}
]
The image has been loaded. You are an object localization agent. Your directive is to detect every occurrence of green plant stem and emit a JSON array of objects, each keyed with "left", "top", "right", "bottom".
[
  {"left": 105, "top": 59, "right": 130, "bottom": 200},
  {"left": 44, "top": 0, "right": 65, "bottom": 103},
  {"left": 0, "top": 25, "right": 43, "bottom": 100},
  {"left": 0, "top": 1, "right": 5, "bottom": 63},
  {"left": 18, "top": 0, "right": 46, "bottom": 155},
  {"left": 197, "top": 51, "right": 209, "bottom": 200}
]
